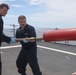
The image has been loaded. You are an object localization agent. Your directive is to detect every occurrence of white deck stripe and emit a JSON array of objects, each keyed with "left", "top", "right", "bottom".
[
  {"left": 0, "top": 45, "right": 21, "bottom": 49},
  {"left": 0, "top": 45, "right": 76, "bottom": 56},
  {"left": 37, "top": 45, "right": 76, "bottom": 56}
]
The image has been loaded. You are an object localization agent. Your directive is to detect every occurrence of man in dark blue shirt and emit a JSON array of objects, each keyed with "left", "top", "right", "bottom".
[
  {"left": 16, "top": 15, "right": 42, "bottom": 75},
  {"left": 0, "top": 3, "right": 16, "bottom": 75}
]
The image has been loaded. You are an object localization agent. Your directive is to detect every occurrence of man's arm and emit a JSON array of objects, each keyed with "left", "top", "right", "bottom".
[
  {"left": 2, "top": 33, "right": 16, "bottom": 44},
  {"left": 1, "top": 33, "right": 11, "bottom": 43}
]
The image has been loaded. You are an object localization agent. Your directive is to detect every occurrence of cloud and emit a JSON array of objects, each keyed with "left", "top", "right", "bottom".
[
  {"left": 6, "top": 14, "right": 18, "bottom": 18},
  {"left": 0, "top": 0, "right": 15, "bottom": 4},
  {"left": 29, "top": 0, "right": 76, "bottom": 24},
  {"left": 12, "top": 5, "right": 26, "bottom": 8},
  {"left": 0, "top": 0, "right": 15, "bottom": 1},
  {"left": 0, "top": 0, "right": 5, "bottom": 3},
  {"left": 27, "top": 0, "right": 44, "bottom": 5},
  {"left": 2, "top": 0, "right": 76, "bottom": 28}
]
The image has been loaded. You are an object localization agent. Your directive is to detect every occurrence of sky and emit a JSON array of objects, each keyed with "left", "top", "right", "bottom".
[{"left": 0, "top": 0, "right": 76, "bottom": 28}]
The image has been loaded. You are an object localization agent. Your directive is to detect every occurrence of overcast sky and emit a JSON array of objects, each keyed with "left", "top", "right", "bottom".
[{"left": 0, "top": 0, "right": 76, "bottom": 28}]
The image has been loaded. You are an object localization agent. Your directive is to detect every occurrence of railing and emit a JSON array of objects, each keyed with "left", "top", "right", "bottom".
[{"left": 3, "top": 24, "right": 76, "bottom": 46}]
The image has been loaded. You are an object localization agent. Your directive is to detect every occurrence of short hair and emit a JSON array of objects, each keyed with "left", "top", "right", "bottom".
[
  {"left": 0, "top": 3, "right": 9, "bottom": 9},
  {"left": 18, "top": 15, "right": 26, "bottom": 21}
]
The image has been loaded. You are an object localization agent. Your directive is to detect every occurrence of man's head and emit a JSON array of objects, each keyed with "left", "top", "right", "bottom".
[
  {"left": 18, "top": 15, "right": 27, "bottom": 28},
  {"left": 0, "top": 3, "right": 9, "bottom": 16}
]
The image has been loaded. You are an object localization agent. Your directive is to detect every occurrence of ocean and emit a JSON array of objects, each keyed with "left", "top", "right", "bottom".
[{"left": 3, "top": 27, "right": 76, "bottom": 46}]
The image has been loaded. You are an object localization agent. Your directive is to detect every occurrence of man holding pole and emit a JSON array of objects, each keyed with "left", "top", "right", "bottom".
[
  {"left": 0, "top": 3, "right": 16, "bottom": 75},
  {"left": 16, "top": 15, "right": 42, "bottom": 75}
]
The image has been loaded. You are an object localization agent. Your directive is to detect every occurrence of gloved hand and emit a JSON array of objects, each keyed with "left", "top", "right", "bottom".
[
  {"left": 9, "top": 38, "right": 17, "bottom": 44},
  {"left": 22, "top": 39, "right": 28, "bottom": 43}
]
